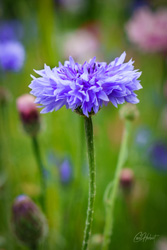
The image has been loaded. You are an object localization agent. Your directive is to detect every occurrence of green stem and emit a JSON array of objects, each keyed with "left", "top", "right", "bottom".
[
  {"left": 37, "top": 0, "right": 57, "bottom": 65},
  {"left": 102, "top": 121, "right": 132, "bottom": 250},
  {"left": 85, "top": 0, "right": 96, "bottom": 21},
  {"left": 32, "top": 136, "right": 46, "bottom": 211},
  {"left": 82, "top": 117, "right": 96, "bottom": 250}
]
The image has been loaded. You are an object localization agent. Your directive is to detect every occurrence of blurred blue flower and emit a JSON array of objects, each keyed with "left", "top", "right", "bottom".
[
  {"left": 29, "top": 52, "right": 142, "bottom": 117},
  {"left": 0, "top": 41, "right": 25, "bottom": 72},
  {"left": 133, "top": 126, "right": 153, "bottom": 163},
  {"left": 59, "top": 158, "right": 73, "bottom": 184},
  {"left": 131, "top": 0, "right": 148, "bottom": 11},
  {"left": 0, "top": 20, "right": 23, "bottom": 42},
  {"left": 43, "top": 169, "right": 50, "bottom": 179},
  {"left": 47, "top": 151, "right": 62, "bottom": 166},
  {"left": 47, "top": 151, "right": 73, "bottom": 183},
  {"left": 135, "top": 126, "right": 152, "bottom": 148},
  {"left": 148, "top": 142, "right": 167, "bottom": 171}
]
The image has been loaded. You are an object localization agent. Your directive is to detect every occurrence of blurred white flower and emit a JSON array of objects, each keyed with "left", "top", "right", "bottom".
[
  {"left": 60, "top": 0, "right": 84, "bottom": 12},
  {"left": 155, "top": 237, "right": 167, "bottom": 250},
  {"left": 63, "top": 29, "right": 100, "bottom": 63},
  {"left": 126, "top": 7, "right": 167, "bottom": 53}
]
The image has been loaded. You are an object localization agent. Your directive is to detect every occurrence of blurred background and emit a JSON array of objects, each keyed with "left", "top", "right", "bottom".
[{"left": 0, "top": 0, "right": 167, "bottom": 249}]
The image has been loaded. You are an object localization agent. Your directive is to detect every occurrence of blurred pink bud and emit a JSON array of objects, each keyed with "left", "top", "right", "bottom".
[
  {"left": 120, "top": 168, "right": 134, "bottom": 190},
  {"left": 16, "top": 94, "right": 40, "bottom": 136},
  {"left": 17, "top": 94, "right": 36, "bottom": 114},
  {"left": 126, "top": 7, "right": 167, "bottom": 53}
]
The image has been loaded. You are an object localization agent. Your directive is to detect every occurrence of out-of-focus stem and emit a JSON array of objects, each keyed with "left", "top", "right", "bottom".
[
  {"left": 102, "top": 121, "right": 132, "bottom": 250},
  {"left": 37, "top": 0, "right": 57, "bottom": 65},
  {"left": 32, "top": 136, "right": 46, "bottom": 211}
]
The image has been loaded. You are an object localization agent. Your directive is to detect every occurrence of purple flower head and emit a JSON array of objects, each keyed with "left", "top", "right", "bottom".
[
  {"left": 29, "top": 52, "right": 142, "bottom": 117},
  {"left": 0, "top": 41, "right": 25, "bottom": 72}
]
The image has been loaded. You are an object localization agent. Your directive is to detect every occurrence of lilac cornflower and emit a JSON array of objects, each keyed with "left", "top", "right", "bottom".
[
  {"left": 0, "top": 41, "right": 25, "bottom": 72},
  {"left": 29, "top": 52, "right": 142, "bottom": 250},
  {"left": 29, "top": 52, "right": 142, "bottom": 117}
]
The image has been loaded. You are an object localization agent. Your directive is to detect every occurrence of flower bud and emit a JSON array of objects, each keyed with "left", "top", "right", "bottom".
[
  {"left": 11, "top": 195, "right": 48, "bottom": 248},
  {"left": 120, "top": 168, "right": 134, "bottom": 191},
  {"left": 16, "top": 94, "right": 40, "bottom": 136},
  {"left": 119, "top": 103, "right": 139, "bottom": 121}
]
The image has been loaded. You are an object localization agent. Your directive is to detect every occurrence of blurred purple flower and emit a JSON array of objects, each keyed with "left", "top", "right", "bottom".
[
  {"left": 47, "top": 151, "right": 62, "bottom": 166},
  {"left": 0, "top": 20, "right": 23, "bottom": 42},
  {"left": 59, "top": 158, "right": 73, "bottom": 184},
  {"left": 133, "top": 126, "right": 153, "bottom": 163},
  {"left": 131, "top": 0, "right": 148, "bottom": 12},
  {"left": 126, "top": 7, "right": 167, "bottom": 53},
  {"left": 47, "top": 151, "right": 72, "bottom": 183},
  {"left": 29, "top": 52, "right": 142, "bottom": 117},
  {"left": 0, "top": 41, "right": 25, "bottom": 72},
  {"left": 148, "top": 142, "right": 167, "bottom": 171}
]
